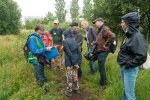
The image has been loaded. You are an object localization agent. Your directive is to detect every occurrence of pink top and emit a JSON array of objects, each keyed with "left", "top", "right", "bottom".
[{"left": 42, "top": 31, "right": 53, "bottom": 47}]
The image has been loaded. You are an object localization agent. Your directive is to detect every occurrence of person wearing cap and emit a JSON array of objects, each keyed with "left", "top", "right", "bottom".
[
  {"left": 118, "top": 12, "right": 147, "bottom": 100},
  {"left": 63, "top": 32, "right": 82, "bottom": 97},
  {"left": 63, "top": 22, "right": 83, "bottom": 79},
  {"left": 81, "top": 20, "right": 97, "bottom": 75},
  {"left": 49, "top": 20, "right": 63, "bottom": 69},
  {"left": 93, "top": 17, "right": 115, "bottom": 90}
]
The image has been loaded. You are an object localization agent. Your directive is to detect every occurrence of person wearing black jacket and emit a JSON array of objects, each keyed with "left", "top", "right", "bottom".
[
  {"left": 63, "top": 22, "right": 83, "bottom": 78},
  {"left": 118, "top": 12, "right": 147, "bottom": 100}
]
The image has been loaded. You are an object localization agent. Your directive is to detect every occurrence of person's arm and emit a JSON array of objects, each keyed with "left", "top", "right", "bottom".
[
  {"left": 28, "top": 36, "right": 46, "bottom": 55},
  {"left": 91, "top": 28, "right": 96, "bottom": 41},
  {"left": 63, "top": 40, "right": 73, "bottom": 58},
  {"left": 125, "top": 36, "right": 147, "bottom": 68},
  {"left": 49, "top": 29, "right": 53, "bottom": 35},
  {"left": 28, "top": 36, "right": 51, "bottom": 55},
  {"left": 104, "top": 29, "right": 115, "bottom": 48}
]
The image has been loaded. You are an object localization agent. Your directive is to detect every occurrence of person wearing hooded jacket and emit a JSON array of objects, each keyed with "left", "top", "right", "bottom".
[
  {"left": 63, "top": 33, "right": 82, "bottom": 97},
  {"left": 118, "top": 12, "right": 147, "bottom": 100},
  {"left": 28, "top": 24, "right": 52, "bottom": 94}
]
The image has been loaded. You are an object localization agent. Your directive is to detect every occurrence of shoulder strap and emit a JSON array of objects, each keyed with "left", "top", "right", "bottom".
[
  {"left": 34, "top": 36, "right": 44, "bottom": 49},
  {"left": 98, "top": 26, "right": 105, "bottom": 36}
]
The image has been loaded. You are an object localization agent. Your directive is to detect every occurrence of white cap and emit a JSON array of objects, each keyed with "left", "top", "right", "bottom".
[{"left": 53, "top": 19, "right": 59, "bottom": 24}]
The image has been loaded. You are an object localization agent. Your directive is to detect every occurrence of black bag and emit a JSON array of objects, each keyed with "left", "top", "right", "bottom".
[
  {"left": 23, "top": 34, "right": 34, "bottom": 60},
  {"left": 84, "top": 45, "right": 97, "bottom": 61},
  {"left": 37, "top": 54, "right": 50, "bottom": 66}
]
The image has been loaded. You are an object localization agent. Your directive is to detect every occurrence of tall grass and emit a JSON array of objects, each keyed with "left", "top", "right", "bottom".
[{"left": 0, "top": 30, "right": 150, "bottom": 100}]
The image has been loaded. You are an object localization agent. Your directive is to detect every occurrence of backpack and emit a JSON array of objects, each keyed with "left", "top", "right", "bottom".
[
  {"left": 23, "top": 34, "right": 35, "bottom": 61},
  {"left": 23, "top": 34, "right": 50, "bottom": 65},
  {"left": 109, "top": 34, "right": 118, "bottom": 53}
]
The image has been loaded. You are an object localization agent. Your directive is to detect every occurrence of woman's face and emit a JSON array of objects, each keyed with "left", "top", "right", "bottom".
[{"left": 121, "top": 20, "right": 128, "bottom": 31}]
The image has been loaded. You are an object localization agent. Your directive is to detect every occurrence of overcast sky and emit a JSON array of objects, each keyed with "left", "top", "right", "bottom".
[{"left": 13, "top": 0, "right": 83, "bottom": 21}]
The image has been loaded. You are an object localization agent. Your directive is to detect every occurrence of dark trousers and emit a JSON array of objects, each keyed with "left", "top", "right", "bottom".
[
  {"left": 33, "top": 64, "right": 46, "bottom": 86},
  {"left": 97, "top": 52, "right": 108, "bottom": 86},
  {"left": 78, "top": 63, "right": 82, "bottom": 77}
]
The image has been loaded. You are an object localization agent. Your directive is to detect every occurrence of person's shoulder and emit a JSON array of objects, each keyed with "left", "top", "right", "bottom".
[
  {"left": 64, "top": 29, "right": 71, "bottom": 34},
  {"left": 50, "top": 28, "right": 54, "bottom": 33}
]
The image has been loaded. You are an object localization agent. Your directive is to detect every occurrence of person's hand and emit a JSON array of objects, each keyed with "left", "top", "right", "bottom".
[
  {"left": 74, "top": 64, "right": 79, "bottom": 68},
  {"left": 103, "top": 45, "right": 108, "bottom": 50},
  {"left": 46, "top": 47, "right": 51, "bottom": 51},
  {"left": 91, "top": 41, "right": 95, "bottom": 45},
  {"left": 60, "top": 46, "right": 64, "bottom": 51}
]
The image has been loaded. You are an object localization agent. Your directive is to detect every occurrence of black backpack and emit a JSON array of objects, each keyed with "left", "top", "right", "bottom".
[
  {"left": 23, "top": 34, "right": 50, "bottom": 65},
  {"left": 109, "top": 34, "right": 118, "bottom": 53},
  {"left": 23, "top": 34, "right": 34, "bottom": 61}
]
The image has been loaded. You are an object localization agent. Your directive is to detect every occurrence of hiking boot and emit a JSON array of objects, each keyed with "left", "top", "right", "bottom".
[
  {"left": 98, "top": 85, "right": 106, "bottom": 91},
  {"left": 43, "top": 87, "right": 49, "bottom": 94},
  {"left": 74, "top": 90, "right": 81, "bottom": 94},
  {"left": 65, "top": 91, "right": 72, "bottom": 97}
]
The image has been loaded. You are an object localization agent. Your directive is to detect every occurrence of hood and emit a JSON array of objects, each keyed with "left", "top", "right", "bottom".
[
  {"left": 31, "top": 32, "right": 40, "bottom": 38},
  {"left": 122, "top": 12, "right": 140, "bottom": 37}
]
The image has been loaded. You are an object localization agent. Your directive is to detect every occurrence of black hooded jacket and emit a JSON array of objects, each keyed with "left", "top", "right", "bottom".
[{"left": 117, "top": 12, "right": 148, "bottom": 68}]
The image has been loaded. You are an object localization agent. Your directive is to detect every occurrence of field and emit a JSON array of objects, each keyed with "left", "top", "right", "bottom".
[{"left": 0, "top": 30, "right": 150, "bottom": 100}]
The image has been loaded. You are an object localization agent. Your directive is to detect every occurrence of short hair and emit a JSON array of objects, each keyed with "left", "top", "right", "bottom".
[
  {"left": 35, "top": 24, "right": 44, "bottom": 31},
  {"left": 81, "top": 20, "right": 89, "bottom": 26}
]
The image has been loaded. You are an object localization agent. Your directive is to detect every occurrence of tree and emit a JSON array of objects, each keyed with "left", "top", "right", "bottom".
[
  {"left": 83, "top": 0, "right": 93, "bottom": 21},
  {"left": 92, "top": 0, "right": 150, "bottom": 40},
  {"left": 0, "top": 0, "right": 21, "bottom": 35},
  {"left": 70, "top": 0, "right": 79, "bottom": 22},
  {"left": 43, "top": 12, "right": 54, "bottom": 24},
  {"left": 55, "top": 0, "right": 66, "bottom": 23}
]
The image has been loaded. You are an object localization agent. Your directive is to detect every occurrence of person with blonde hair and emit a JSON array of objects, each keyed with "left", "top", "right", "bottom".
[{"left": 81, "top": 20, "right": 97, "bottom": 75}]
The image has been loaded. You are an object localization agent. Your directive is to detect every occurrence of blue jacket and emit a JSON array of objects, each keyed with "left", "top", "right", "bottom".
[{"left": 28, "top": 32, "right": 46, "bottom": 64}]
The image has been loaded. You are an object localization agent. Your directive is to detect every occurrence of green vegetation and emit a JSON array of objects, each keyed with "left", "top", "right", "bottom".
[
  {"left": 0, "top": 30, "right": 150, "bottom": 100},
  {"left": 0, "top": 0, "right": 21, "bottom": 35}
]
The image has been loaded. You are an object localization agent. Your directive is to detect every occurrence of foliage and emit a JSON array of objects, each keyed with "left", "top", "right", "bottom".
[
  {"left": 24, "top": 19, "right": 44, "bottom": 30},
  {"left": 85, "top": 0, "right": 150, "bottom": 41},
  {"left": 55, "top": 0, "right": 66, "bottom": 23},
  {"left": 0, "top": 0, "right": 21, "bottom": 35},
  {"left": 70, "top": 0, "right": 79, "bottom": 22},
  {"left": 83, "top": 0, "right": 94, "bottom": 20},
  {"left": 0, "top": 31, "right": 150, "bottom": 99},
  {"left": 43, "top": 12, "right": 55, "bottom": 25}
]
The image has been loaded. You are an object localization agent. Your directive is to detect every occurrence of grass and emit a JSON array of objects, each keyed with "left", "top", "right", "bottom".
[{"left": 0, "top": 30, "right": 150, "bottom": 100}]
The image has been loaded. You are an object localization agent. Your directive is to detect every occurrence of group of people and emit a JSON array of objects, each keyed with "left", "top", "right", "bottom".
[{"left": 27, "top": 12, "right": 147, "bottom": 99}]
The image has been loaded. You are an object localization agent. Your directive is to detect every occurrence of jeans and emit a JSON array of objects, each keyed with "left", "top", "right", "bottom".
[
  {"left": 97, "top": 52, "right": 108, "bottom": 86},
  {"left": 88, "top": 45, "right": 96, "bottom": 72},
  {"left": 120, "top": 66, "right": 139, "bottom": 100},
  {"left": 33, "top": 64, "right": 46, "bottom": 86}
]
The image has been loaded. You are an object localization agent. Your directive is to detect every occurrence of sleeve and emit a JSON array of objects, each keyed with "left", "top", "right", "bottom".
[
  {"left": 91, "top": 28, "right": 97, "bottom": 41},
  {"left": 77, "top": 33, "right": 83, "bottom": 46},
  {"left": 104, "top": 29, "right": 115, "bottom": 47},
  {"left": 28, "top": 36, "right": 46, "bottom": 55},
  {"left": 63, "top": 40, "right": 73, "bottom": 59},
  {"left": 125, "top": 36, "right": 148, "bottom": 67},
  {"left": 60, "top": 28, "right": 63, "bottom": 35},
  {"left": 49, "top": 29, "right": 53, "bottom": 35}
]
